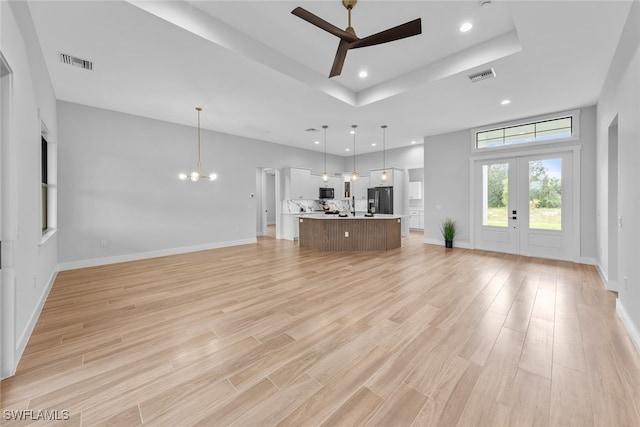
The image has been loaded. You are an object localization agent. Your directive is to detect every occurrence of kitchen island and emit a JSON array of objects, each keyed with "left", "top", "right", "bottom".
[{"left": 298, "top": 214, "right": 402, "bottom": 251}]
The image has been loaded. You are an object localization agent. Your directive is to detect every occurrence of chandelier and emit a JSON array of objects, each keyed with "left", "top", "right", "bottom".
[{"left": 178, "top": 107, "right": 217, "bottom": 182}]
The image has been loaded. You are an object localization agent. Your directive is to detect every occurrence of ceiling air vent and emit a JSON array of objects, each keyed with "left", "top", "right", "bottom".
[
  {"left": 59, "top": 53, "right": 93, "bottom": 71},
  {"left": 305, "top": 128, "right": 319, "bottom": 132},
  {"left": 468, "top": 68, "right": 495, "bottom": 83}
]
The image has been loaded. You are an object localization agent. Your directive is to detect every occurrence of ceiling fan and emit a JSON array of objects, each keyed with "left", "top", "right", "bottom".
[{"left": 292, "top": 0, "right": 422, "bottom": 78}]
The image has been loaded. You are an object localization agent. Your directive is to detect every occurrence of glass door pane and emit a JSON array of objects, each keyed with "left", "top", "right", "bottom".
[
  {"left": 482, "top": 163, "right": 509, "bottom": 227},
  {"left": 528, "top": 158, "right": 562, "bottom": 230}
]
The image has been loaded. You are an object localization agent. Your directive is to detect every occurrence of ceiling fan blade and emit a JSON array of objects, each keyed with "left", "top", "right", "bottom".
[
  {"left": 329, "top": 39, "right": 350, "bottom": 78},
  {"left": 350, "top": 18, "right": 422, "bottom": 49},
  {"left": 292, "top": 7, "right": 359, "bottom": 43}
]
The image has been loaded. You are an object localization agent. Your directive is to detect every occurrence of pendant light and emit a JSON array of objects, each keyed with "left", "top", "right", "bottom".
[
  {"left": 380, "top": 125, "right": 388, "bottom": 182},
  {"left": 322, "top": 125, "right": 329, "bottom": 182},
  {"left": 178, "top": 107, "right": 217, "bottom": 182},
  {"left": 350, "top": 124, "right": 358, "bottom": 181}
]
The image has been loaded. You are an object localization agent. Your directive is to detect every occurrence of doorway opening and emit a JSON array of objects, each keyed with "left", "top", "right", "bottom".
[
  {"left": 1, "top": 50, "right": 14, "bottom": 378},
  {"left": 256, "top": 167, "right": 281, "bottom": 240}
]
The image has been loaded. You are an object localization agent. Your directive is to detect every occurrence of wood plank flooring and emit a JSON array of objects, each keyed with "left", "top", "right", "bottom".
[{"left": 2, "top": 231, "right": 640, "bottom": 426}]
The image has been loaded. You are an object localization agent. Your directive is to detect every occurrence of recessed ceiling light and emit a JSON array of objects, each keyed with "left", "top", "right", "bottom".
[
  {"left": 350, "top": 130, "right": 355, "bottom": 135},
  {"left": 345, "top": 148, "right": 350, "bottom": 152},
  {"left": 501, "top": 99, "right": 511, "bottom": 105},
  {"left": 359, "top": 70, "right": 368, "bottom": 78},
  {"left": 460, "top": 22, "right": 473, "bottom": 32},
  {"left": 411, "top": 141, "right": 417, "bottom": 144},
  {"left": 314, "top": 140, "right": 320, "bottom": 144},
  {"left": 371, "top": 143, "right": 376, "bottom": 146}
]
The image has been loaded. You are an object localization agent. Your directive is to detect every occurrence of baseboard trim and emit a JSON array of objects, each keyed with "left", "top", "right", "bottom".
[
  {"left": 596, "top": 262, "right": 609, "bottom": 283},
  {"left": 580, "top": 257, "right": 596, "bottom": 265},
  {"left": 423, "top": 238, "right": 472, "bottom": 249},
  {"left": 57, "top": 238, "right": 257, "bottom": 271},
  {"left": 595, "top": 262, "right": 620, "bottom": 291},
  {"left": 16, "top": 268, "right": 58, "bottom": 363},
  {"left": 616, "top": 298, "right": 640, "bottom": 355}
]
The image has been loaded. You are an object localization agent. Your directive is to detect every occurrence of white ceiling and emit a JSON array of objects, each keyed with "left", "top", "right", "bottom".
[{"left": 27, "top": 0, "right": 632, "bottom": 156}]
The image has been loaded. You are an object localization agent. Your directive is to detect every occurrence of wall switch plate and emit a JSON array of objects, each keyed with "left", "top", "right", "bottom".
[{"left": 345, "top": 231, "right": 349, "bottom": 237}]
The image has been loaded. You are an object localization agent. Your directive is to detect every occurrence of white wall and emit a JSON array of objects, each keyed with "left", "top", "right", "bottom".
[
  {"left": 596, "top": 0, "right": 640, "bottom": 350},
  {"left": 344, "top": 144, "right": 424, "bottom": 173},
  {"left": 0, "top": 1, "right": 58, "bottom": 378},
  {"left": 423, "top": 105, "right": 598, "bottom": 256},
  {"left": 424, "top": 130, "right": 471, "bottom": 245},
  {"left": 57, "top": 102, "right": 345, "bottom": 268}
]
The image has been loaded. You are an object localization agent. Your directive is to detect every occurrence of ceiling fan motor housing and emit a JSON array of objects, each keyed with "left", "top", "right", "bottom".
[{"left": 342, "top": 0, "right": 357, "bottom": 10}]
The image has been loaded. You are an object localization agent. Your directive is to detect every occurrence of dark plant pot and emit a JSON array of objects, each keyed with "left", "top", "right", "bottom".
[{"left": 445, "top": 240, "right": 453, "bottom": 248}]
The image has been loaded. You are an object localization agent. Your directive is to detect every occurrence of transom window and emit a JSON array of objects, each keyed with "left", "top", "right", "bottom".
[{"left": 476, "top": 116, "right": 574, "bottom": 150}]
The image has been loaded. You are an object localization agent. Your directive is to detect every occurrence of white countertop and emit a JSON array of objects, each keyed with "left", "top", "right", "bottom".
[{"left": 295, "top": 213, "right": 404, "bottom": 220}]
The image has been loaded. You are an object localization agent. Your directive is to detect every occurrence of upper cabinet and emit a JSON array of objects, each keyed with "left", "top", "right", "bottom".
[
  {"left": 352, "top": 176, "right": 370, "bottom": 200},
  {"left": 285, "top": 168, "right": 341, "bottom": 200},
  {"left": 286, "top": 168, "right": 315, "bottom": 199},
  {"left": 409, "top": 181, "right": 422, "bottom": 200},
  {"left": 369, "top": 168, "right": 404, "bottom": 188},
  {"left": 369, "top": 169, "right": 393, "bottom": 187},
  {"left": 318, "top": 175, "right": 340, "bottom": 192}
]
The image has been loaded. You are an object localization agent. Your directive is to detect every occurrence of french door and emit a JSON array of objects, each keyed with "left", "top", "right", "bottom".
[{"left": 474, "top": 151, "right": 576, "bottom": 261}]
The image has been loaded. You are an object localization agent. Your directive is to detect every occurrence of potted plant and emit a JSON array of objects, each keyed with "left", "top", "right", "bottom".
[{"left": 441, "top": 217, "right": 456, "bottom": 248}]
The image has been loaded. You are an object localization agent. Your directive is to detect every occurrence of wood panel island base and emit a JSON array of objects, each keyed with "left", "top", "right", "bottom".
[{"left": 298, "top": 215, "right": 402, "bottom": 251}]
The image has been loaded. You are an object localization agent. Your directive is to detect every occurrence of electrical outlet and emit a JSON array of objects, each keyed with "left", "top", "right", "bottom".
[
  {"left": 345, "top": 231, "right": 349, "bottom": 237},
  {"left": 99, "top": 239, "right": 108, "bottom": 247},
  {"left": 624, "top": 276, "right": 628, "bottom": 291}
]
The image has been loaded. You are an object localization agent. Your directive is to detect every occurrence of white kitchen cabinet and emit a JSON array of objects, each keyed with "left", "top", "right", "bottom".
[
  {"left": 369, "top": 168, "right": 394, "bottom": 187},
  {"left": 409, "top": 181, "right": 422, "bottom": 200},
  {"left": 288, "top": 168, "right": 314, "bottom": 199},
  {"left": 409, "top": 210, "right": 424, "bottom": 230},
  {"left": 352, "top": 176, "right": 370, "bottom": 201}
]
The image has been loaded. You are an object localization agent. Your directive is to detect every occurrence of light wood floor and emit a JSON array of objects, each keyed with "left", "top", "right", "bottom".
[{"left": 2, "top": 232, "right": 640, "bottom": 426}]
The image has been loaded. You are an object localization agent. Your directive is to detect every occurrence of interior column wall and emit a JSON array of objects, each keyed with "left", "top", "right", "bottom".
[
  {"left": 596, "top": 0, "right": 640, "bottom": 351},
  {"left": 0, "top": 1, "right": 58, "bottom": 378}
]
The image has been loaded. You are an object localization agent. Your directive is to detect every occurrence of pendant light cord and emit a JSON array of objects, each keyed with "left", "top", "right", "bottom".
[
  {"left": 352, "top": 125, "right": 357, "bottom": 175},
  {"left": 196, "top": 107, "right": 202, "bottom": 174},
  {"left": 382, "top": 125, "right": 386, "bottom": 170},
  {"left": 323, "top": 125, "right": 328, "bottom": 172}
]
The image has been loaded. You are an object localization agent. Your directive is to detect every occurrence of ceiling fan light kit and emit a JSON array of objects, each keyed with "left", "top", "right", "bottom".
[{"left": 292, "top": 0, "right": 422, "bottom": 78}]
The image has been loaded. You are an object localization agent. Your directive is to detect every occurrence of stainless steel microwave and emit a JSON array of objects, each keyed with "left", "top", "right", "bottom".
[{"left": 319, "top": 187, "right": 334, "bottom": 199}]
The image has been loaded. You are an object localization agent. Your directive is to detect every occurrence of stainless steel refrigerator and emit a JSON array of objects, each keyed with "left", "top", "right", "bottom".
[{"left": 367, "top": 186, "right": 393, "bottom": 214}]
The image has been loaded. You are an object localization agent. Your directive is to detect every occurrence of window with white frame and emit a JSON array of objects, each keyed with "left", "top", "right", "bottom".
[
  {"left": 475, "top": 114, "right": 576, "bottom": 150},
  {"left": 41, "top": 135, "right": 49, "bottom": 233}
]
